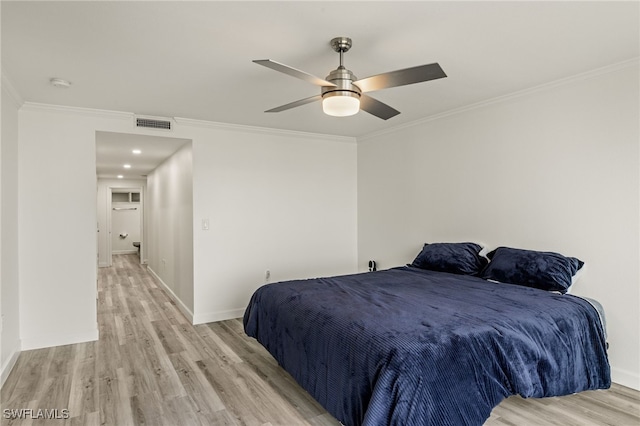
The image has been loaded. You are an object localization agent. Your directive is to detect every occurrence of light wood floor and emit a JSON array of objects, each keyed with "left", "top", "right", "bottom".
[{"left": 2, "top": 254, "right": 639, "bottom": 426}]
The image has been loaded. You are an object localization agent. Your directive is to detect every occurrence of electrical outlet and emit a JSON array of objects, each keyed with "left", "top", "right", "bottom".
[{"left": 265, "top": 270, "right": 271, "bottom": 282}]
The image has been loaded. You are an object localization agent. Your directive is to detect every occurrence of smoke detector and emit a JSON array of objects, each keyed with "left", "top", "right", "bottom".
[{"left": 49, "top": 78, "right": 71, "bottom": 88}]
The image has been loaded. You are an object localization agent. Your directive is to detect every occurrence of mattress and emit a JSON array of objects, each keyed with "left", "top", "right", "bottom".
[{"left": 244, "top": 266, "right": 610, "bottom": 425}]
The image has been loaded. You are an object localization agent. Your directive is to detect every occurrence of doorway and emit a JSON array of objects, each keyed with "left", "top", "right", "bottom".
[
  {"left": 108, "top": 187, "right": 144, "bottom": 264},
  {"left": 97, "top": 182, "right": 146, "bottom": 268},
  {"left": 95, "top": 131, "right": 191, "bottom": 268}
]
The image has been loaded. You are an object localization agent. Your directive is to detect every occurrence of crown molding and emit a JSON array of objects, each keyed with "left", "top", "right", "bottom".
[
  {"left": 21, "top": 102, "right": 134, "bottom": 120},
  {"left": 15, "top": 101, "right": 356, "bottom": 143},
  {"left": 1, "top": 72, "right": 24, "bottom": 107},
  {"left": 359, "top": 57, "right": 640, "bottom": 142},
  {"left": 174, "top": 117, "right": 357, "bottom": 144}
]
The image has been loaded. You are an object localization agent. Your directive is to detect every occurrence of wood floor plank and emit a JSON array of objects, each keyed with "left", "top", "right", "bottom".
[
  {"left": 67, "top": 347, "right": 98, "bottom": 418},
  {"left": 3, "top": 349, "right": 51, "bottom": 409},
  {"left": 196, "top": 357, "right": 312, "bottom": 426},
  {"left": 161, "top": 395, "right": 209, "bottom": 426},
  {"left": 167, "top": 351, "right": 226, "bottom": 417},
  {"left": 151, "top": 319, "right": 186, "bottom": 355},
  {"left": 118, "top": 341, "right": 158, "bottom": 398},
  {"left": 198, "top": 324, "right": 244, "bottom": 365},
  {"left": 129, "top": 391, "right": 166, "bottom": 426},
  {"left": 2, "top": 254, "right": 638, "bottom": 426},
  {"left": 172, "top": 322, "right": 218, "bottom": 362},
  {"left": 579, "top": 384, "right": 640, "bottom": 416},
  {"left": 97, "top": 375, "right": 132, "bottom": 426}
]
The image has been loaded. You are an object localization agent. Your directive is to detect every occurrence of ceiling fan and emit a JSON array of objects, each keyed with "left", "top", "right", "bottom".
[{"left": 254, "top": 37, "right": 447, "bottom": 120}]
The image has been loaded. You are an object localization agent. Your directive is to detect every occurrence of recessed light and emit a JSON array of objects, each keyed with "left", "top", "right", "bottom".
[
  {"left": 132, "top": 149, "right": 142, "bottom": 155},
  {"left": 117, "top": 175, "right": 124, "bottom": 179},
  {"left": 123, "top": 164, "right": 131, "bottom": 169},
  {"left": 50, "top": 78, "right": 71, "bottom": 88}
]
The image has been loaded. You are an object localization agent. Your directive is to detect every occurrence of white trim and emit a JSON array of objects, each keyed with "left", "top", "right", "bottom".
[
  {"left": 147, "top": 265, "right": 243, "bottom": 325},
  {"left": 0, "top": 341, "right": 21, "bottom": 388},
  {"left": 1, "top": 72, "right": 24, "bottom": 107},
  {"left": 193, "top": 308, "right": 245, "bottom": 325},
  {"left": 112, "top": 249, "right": 138, "bottom": 255},
  {"left": 359, "top": 57, "right": 640, "bottom": 142},
  {"left": 138, "top": 186, "right": 145, "bottom": 264},
  {"left": 106, "top": 187, "right": 113, "bottom": 267},
  {"left": 20, "top": 329, "right": 98, "bottom": 351},
  {"left": 15, "top": 102, "right": 356, "bottom": 143},
  {"left": 147, "top": 266, "right": 194, "bottom": 323},
  {"left": 173, "top": 116, "right": 357, "bottom": 144},
  {"left": 20, "top": 102, "right": 133, "bottom": 120},
  {"left": 612, "top": 366, "right": 640, "bottom": 391}
]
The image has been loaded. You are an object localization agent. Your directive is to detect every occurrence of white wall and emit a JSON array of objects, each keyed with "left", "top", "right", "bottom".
[
  {"left": 357, "top": 62, "right": 640, "bottom": 389},
  {"left": 1, "top": 78, "right": 21, "bottom": 384},
  {"left": 17, "top": 107, "right": 111, "bottom": 350},
  {"left": 191, "top": 127, "right": 358, "bottom": 323},
  {"left": 147, "top": 143, "right": 194, "bottom": 316},
  {"left": 111, "top": 202, "right": 141, "bottom": 253}
]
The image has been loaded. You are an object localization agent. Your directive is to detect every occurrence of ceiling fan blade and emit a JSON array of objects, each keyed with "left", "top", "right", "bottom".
[
  {"left": 360, "top": 94, "right": 400, "bottom": 120},
  {"left": 354, "top": 63, "right": 446, "bottom": 93},
  {"left": 253, "top": 59, "right": 336, "bottom": 87},
  {"left": 265, "top": 95, "right": 322, "bottom": 113}
]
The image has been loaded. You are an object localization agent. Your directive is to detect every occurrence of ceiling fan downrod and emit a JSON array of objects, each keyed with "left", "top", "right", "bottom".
[{"left": 330, "top": 36, "right": 352, "bottom": 69}]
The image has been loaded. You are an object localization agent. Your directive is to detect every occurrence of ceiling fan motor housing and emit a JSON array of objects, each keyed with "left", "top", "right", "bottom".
[{"left": 321, "top": 67, "right": 361, "bottom": 102}]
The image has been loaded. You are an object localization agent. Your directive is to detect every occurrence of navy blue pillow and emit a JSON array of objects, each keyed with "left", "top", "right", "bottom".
[
  {"left": 480, "top": 246, "right": 584, "bottom": 293},
  {"left": 411, "top": 242, "right": 488, "bottom": 276}
]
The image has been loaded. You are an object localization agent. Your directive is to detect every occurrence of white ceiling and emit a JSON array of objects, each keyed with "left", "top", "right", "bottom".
[
  {"left": 95, "top": 132, "right": 190, "bottom": 179},
  {"left": 3, "top": 1, "right": 639, "bottom": 140}
]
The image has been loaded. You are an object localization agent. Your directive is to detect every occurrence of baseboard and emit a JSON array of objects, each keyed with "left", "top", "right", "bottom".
[
  {"left": 20, "top": 328, "right": 98, "bottom": 351},
  {"left": 193, "top": 308, "right": 245, "bottom": 325},
  {"left": 612, "top": 366, "right": 640, "bottom": 391},
  {"left": 1, "top": 340, "right": 21, "bottom": 388},
  {"left": 147, "top": 266, "right": 195, "bottom": 323},
  {"left": 113, "top": 249, "right": 138, "bottom": 255},
  {"left": 147, "top": 266, "right": 241, "bottom": 325}
]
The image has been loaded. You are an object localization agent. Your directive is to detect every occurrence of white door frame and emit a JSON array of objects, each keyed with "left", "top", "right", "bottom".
[{"left": 107, "top": 185, "right": 145, "bottom": 266}]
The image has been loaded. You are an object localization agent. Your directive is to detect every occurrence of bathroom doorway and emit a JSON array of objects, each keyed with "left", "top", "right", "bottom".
[{"left": 108, "top": 187, "right": 144, "bottom": 263}]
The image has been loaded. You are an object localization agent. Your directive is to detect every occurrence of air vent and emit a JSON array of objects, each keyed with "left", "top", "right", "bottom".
[{"left": 135, "top": 117, "right": 172, "bottom": 130}]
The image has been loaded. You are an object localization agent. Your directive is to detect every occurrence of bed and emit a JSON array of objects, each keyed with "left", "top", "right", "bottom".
[{"left": 243, "top": 245, "right": 610, "bottom": 426}]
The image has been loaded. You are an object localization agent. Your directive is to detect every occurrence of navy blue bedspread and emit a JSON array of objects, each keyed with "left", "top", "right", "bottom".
[{"left": 243, "top": 266, "right": 610, "bottom": 426}]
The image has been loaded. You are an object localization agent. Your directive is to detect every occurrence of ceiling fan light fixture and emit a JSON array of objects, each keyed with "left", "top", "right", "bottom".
[
  {"left": 322, "top": 91, "right": 360, "bottom": 117},
  {"left": 254, "top": 36, "right": 446, "bottom": 120}
]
